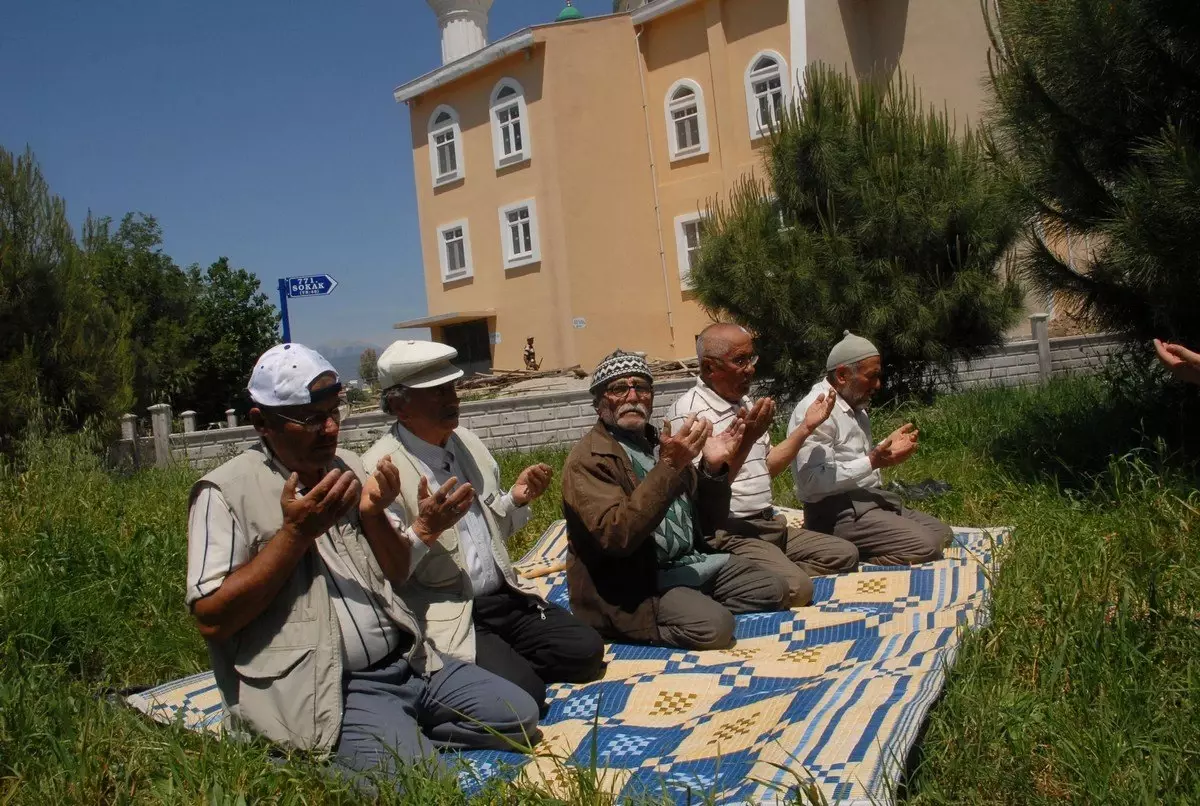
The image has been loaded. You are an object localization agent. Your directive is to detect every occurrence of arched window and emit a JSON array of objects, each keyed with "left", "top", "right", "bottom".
[
  {"left": 664, "top": 79, "right": 710, "bottom": 161},
  {"left": 744, "top": 51, "right": 789, "bottom": 139},
  {"left": 428, "top": 105, "right": 463, "bottom": 186},
  {"left": 489, "top": 79, "right": 532, "bottom": 169}
]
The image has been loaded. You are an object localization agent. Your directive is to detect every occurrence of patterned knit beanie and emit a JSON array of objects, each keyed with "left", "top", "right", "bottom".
[
  {"left": 589, "top": 349, "right": 653, "bottom": 394},
  {"left": 825, "top": 330, "right": 880, "bottom": 371}
]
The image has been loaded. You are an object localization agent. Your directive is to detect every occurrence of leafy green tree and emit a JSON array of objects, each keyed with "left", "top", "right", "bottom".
[
  {"left": 84, "top": 213, "right": 194, "bottom": 409},
  {"left": 986, "top": 0, "right": 1200, "bottom": 345},
  {"left": 0, "top": 146, "right": 133, "bottom": 451},
  {"left": 690, "top": 65, "right": 1024, "bottom": 399},
  {"left": 184, "top": 258, "right": 280, "bottom": 423},
  {"left": 359, "top": 347, "right": 379, "bottom": 388}
]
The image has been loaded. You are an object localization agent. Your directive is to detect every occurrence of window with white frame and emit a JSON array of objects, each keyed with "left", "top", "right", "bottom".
[
  {"left": 674, "top": 213, "right": 706, "bottom": 290},
  {"left": 497, "top": 198, "right": 541, "bottom": 269},
  {"left": 664, "top": 79, "right": 709, "bottom": 161},
  {"left": 490, "top": 79, "right": 531, "bottom": 169},
  {"left": 428, "top": 106, "right": 463, "bottom": 186},
  {"left": 437, "top": 220, "right": 473, "bottom": 282},
  {"left": 744, "top": 52, "right": 789, "bottom": 139}
]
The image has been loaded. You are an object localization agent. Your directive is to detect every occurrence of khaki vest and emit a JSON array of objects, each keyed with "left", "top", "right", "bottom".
[
  {"left": 193, "top": 444, "right": 432, "bottom": 753},
  {"left": 361, "top": 426, "right": 540, "bottom": 663}
]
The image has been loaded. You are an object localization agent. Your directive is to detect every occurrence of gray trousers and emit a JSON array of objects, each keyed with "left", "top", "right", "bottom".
[
  {"left": 713, "top": 512, "right": 860, "bottom": 605},
  {"left": 656, "top": 554, "right": 789, "bottom": 651},
  {"left": 804, "top": 489, "right": 953, "bottom": 566},
  {"left": 335, "top": 654, "right": 541, "bottom": 776}
]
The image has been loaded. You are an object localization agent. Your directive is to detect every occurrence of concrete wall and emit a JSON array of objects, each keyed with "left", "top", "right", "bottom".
[{"left": 115, "top": 331, "right": 1124, "bottom": 471}]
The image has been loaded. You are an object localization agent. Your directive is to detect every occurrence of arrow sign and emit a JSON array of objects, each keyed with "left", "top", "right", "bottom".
[{"left": 285, "top": 274, "right": 338, "bottom": 298}]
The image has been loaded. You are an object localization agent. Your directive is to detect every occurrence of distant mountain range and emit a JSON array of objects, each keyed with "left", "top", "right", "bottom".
[{"left": 314, "top": 340, "right": 381, "bottom": 384}]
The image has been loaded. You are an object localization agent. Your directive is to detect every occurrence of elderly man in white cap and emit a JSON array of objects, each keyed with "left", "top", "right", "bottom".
[
  {"left": 561, "top": 349, "right": 790, "bottom": 650},
  {"left": 362, "top": 340, "right": 604, "bottom": 716},
  {"left": 667, "top": 323, "right": 860, "bottom": 603},
  {"left": 185, "top": 343, "right": 540, "bottom": 779},
  {"left": 788, "top": 332, "right": 953, "bottom": 565}
]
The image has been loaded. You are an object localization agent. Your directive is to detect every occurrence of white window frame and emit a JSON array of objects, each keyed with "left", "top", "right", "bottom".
[
  {"left": 489, "top": 78, "right": 532, "bottom": 170},
  {"left": 674, "top": 212, "right": 706, "bottom": 291},
  {"left": 436, "top": 219, "right": 473, "bottom": 283},
  {"left": 664, "top": 79, "right": 710, "bottom": 161},
  {"left": 427, "top": 105, "right": 464, "bottom": 186},
  {"left": 744, "top": 50, "right": 789, "bottom": 140},
  {"left": 497, "top": 198, "right": 541, "bottom": 269}
]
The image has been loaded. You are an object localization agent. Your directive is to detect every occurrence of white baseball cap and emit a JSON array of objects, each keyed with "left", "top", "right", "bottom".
[
  {"left": 247, "top": 343, "right": 340, "bottom": 407},
  {"left": 378, "top": 339, "right": 464, "bottom": 390}
]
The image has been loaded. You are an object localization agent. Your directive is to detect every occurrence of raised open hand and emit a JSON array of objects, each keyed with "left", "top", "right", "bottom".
[
  {"left": 1154, "top": 338, "right": 1200, "bottom": 386},
  {"left": 281, "top": 468, "right": 360, "bottom": 542},
  {"left": 741, "top": 397, "right": 776, "bottom": 444},
  {"left": 360, "top": 456, "right": 402, "bottom": 518},
  {"left": 412, "top": 475, "right": 475, "bottom": 545},
  {"left": 658, "top": 414, "right": 712, "bottom": 471},
  {"left": 871, "top": 423, "right": 919, "bottom": 468},
  {"left": 802, "top": 392, "right": 837, "bottom": 432},
  {"left": 701, "top": 412, "right": 746, "bottom": 472},
  {"left": 511, "top": 463, "right": 553, "bottom": 506}
]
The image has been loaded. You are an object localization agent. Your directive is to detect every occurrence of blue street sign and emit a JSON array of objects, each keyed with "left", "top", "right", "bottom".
[
  {"left": 277, "top": 274, "right": 339, "bottom": 343},
  {"left": 286, "top": 274, "right": 338, "bottom": 298}
]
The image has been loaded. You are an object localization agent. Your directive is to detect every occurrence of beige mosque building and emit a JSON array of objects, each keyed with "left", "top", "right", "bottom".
[{"left": 393, "top": 0, "right": 994, "bottom": 373}]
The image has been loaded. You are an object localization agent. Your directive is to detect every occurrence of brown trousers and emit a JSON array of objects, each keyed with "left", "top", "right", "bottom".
[
  {"left": 803, "top": 489, "right": 953, "bottom": 566},
  {"left": 654, "top": 554, "right": 790, "bottom": 651},
  {"left": 711, "top": 511, "right": 860, "bottom": 606}
]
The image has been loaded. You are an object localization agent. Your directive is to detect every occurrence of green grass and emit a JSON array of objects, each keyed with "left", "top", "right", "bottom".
[{"left": 2, "top": 377, "right": 1199, "bottom": 803}]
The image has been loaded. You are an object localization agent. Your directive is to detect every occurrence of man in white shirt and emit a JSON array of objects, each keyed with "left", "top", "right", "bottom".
[
  {"left": 789, "top": 332, "right": 953, "bottom": 565},
  {"left": 667, "top": 324, "right": 859, "bottom": 604},
  {"left": 186, "top": 343, "right": 539, "bottom": 776},
  {"left": 362, "top": 340, "right": 604, "bottom": 716}
]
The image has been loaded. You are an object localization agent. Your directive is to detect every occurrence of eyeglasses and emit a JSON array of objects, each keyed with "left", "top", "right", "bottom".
[
  {"left": 270, "top": 407, "right": 343, "bottom": 432},
  {"left": 604, "top": 380, "right": 653, "bottom": 398},
  {"left": 725, "top": 353, "right": 759, "bottom": 369}
]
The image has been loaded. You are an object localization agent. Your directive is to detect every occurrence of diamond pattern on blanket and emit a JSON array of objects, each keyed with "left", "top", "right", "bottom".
[{"left": 124, "top": 511, "right": 1009, "bottom": 806}]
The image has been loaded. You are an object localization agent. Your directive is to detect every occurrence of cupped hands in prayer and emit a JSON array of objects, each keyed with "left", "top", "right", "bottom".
[
  {"left": 511, "top": 463, "right": 554, "bottom": 506},
  {"left": 870, "top": 423, "right": 920, "bottom": 469}
]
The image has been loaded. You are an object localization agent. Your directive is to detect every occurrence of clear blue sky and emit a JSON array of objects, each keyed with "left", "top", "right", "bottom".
[{"left": 1, "top": 0, "right": 613, "bottom": 353}]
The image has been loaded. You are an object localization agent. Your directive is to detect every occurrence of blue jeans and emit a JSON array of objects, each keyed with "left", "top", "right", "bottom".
[{"left": 335, "top": 654, "right": 541, "bottom": 775}]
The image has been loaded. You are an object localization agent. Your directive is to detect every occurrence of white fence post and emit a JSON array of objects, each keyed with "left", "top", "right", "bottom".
[
  {"left": 1030, "top": 313, "right": 1051, "bottom": 381},
  {"left": 181, "top": 410, "right": 198, "bottom": 433},
  {"left": 148, "top": 404, "right": 173, "bottom": 468},
  {"left": 225, "top": 408, "right": 238, "bottom": 428}
]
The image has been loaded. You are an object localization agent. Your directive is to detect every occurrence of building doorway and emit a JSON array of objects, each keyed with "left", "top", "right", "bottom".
[{"left": 441, "top": 319, "right": 492, "bottom": 377}]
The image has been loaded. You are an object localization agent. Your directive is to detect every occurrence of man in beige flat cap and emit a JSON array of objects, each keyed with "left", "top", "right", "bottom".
[
  {"left": 788, "top": 332, "right": 953, "bottom": 565},
  {"left": 362, "top": 340, "right": 604, "bottom": 715}
]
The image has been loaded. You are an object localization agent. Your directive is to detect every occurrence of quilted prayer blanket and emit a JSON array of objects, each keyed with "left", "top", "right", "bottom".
[{"left": 127, "top": 510, "right": 1008, "bottom": 805}]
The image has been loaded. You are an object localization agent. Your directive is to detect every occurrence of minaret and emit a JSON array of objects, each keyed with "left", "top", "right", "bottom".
[{"left": 426, "top": 0, "right": 493, "bottom": 65}]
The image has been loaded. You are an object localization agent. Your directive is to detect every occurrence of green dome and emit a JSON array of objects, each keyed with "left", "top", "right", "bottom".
[{"left": 556, "top": 2, "right": 584, "bottom": 21}]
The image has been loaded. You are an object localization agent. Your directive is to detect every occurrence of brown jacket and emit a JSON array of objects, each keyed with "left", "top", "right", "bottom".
[{"left": 561, "top": 420, "right": 732, "bottom": 643}]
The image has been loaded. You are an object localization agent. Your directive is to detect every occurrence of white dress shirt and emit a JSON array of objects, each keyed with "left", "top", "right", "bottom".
[
  {"left": 185, "top": 448, "right": 411, "bottom": 672},
  {"left": 788, "top": 378, "right": 883, "bottom": 504},
  {"left": 391, "top": 423, "right": 528, "bottom": 598},
  {"left": 667, "top": 379, "right": 774, "bottom": 518}
]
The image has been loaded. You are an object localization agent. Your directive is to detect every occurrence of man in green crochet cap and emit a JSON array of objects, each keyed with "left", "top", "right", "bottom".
[{"left": 786, "top": 332, "right": 953, "bottom": 565}]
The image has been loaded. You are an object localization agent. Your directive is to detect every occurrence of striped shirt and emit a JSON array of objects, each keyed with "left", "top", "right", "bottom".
[
  {"left": 667, "top": 379, "right": 774, "bottom": 519},
  {"left": 185, "top": 450, "right": 416, "bottom": 672}
]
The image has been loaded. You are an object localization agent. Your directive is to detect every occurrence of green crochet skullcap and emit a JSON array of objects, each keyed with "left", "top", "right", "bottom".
[{"left": 825, "top": 330, "right": 879, "bottom": 371}]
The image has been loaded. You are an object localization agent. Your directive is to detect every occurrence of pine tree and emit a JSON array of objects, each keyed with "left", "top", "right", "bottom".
[
  {"left": 359, "top": 348, "right": 379, "bottom": 388},
  {"left": 691, "top": 64, "right": 1024, "bottom": 399},
  {"left": 986, "top": 0, "right": 1200, "bottom": 345}
]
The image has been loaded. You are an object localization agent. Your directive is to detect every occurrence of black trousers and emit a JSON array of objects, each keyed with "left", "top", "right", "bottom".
[{"left": 472, "top": 587, "right": 606, "bottom": 714}]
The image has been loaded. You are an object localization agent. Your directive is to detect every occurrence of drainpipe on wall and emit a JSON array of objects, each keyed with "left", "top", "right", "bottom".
[{"left": 635, "top": 25, "right": 676, "bottom": 352}]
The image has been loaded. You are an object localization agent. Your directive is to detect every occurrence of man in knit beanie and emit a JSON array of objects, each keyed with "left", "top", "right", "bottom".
[
  {"left": 785, "top": 332, "right": 953, "bottom": 565},
  {"left": 560, "top": 349, "right": 790, "bottom": 650}
]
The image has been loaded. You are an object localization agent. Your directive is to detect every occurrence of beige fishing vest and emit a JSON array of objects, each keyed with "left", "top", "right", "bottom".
[
  {"left": 360, "top": 425, "right": 541, "bottom": 664},
  {"left": 193, "top": 444, "right": 432, "bottom": 753}
]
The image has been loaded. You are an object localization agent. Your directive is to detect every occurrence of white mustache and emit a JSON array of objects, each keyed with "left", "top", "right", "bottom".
[{"left": 618, "top": 403, "right": 650, "bottom": 417}]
